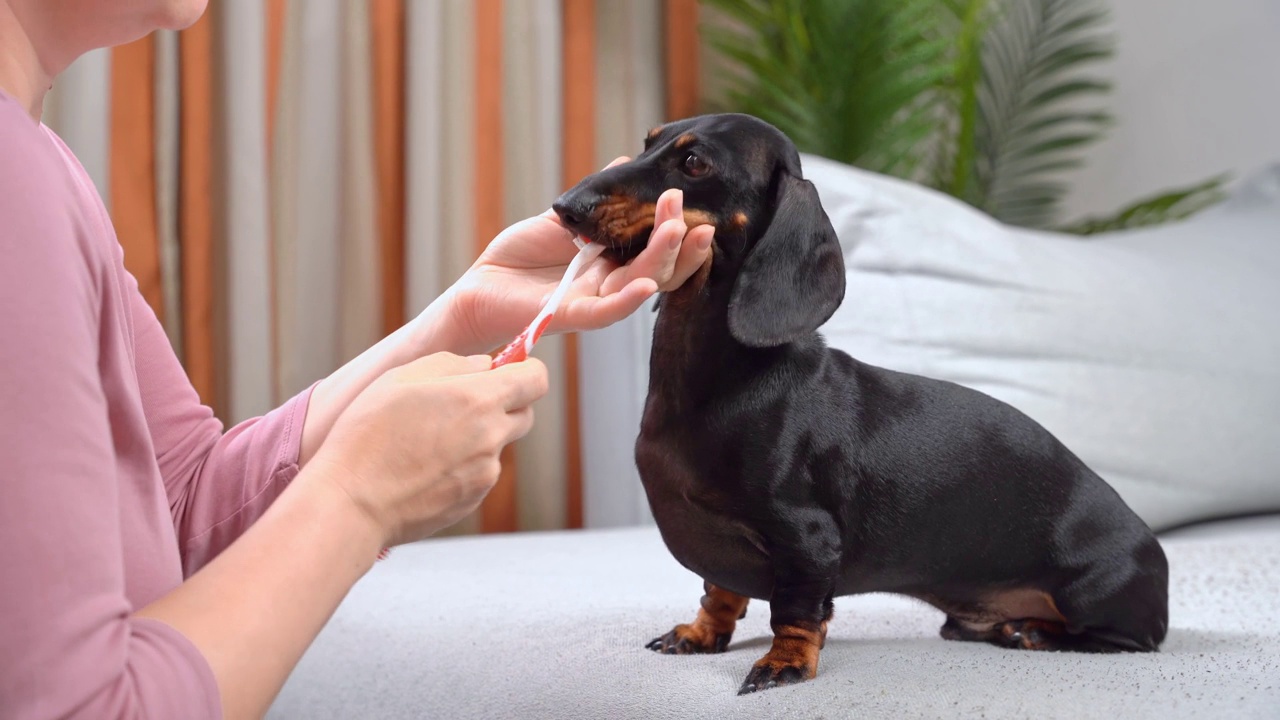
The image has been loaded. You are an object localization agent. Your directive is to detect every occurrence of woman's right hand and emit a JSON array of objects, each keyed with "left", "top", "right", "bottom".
[{"left": 306, "top": 352, "right": 549, "bottom": 547}]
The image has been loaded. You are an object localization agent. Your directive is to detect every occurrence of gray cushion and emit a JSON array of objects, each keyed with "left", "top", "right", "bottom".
[
  {"left": 269, "top": 519, "right": 1280, "bottom": 719},
  {"left": 803, "top": 157, "right": 1280, "bottom": 531}
]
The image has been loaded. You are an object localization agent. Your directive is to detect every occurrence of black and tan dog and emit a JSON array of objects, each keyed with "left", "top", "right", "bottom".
[{"left": 552, "top": 113, "right": 1169, "bottom": 695}]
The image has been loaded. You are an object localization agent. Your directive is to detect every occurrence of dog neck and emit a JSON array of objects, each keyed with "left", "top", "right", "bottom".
[{"left": 645, "top": 250, "right": 788, "bottom": 413}]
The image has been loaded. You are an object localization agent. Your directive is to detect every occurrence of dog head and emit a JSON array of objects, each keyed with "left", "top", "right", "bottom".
[{"left": 551, "top": 113, "right": 845, "bottom": 347}]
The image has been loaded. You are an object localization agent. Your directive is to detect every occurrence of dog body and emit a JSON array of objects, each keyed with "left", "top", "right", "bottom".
[{"left": 552, "top": 113, "right": 1168, "bottom": 694}]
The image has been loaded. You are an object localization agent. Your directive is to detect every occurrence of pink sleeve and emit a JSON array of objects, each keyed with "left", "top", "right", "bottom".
[
  {"left": 124, "top": 261, "right": 314, "bottom": 576},
  {"left": 0, "top": 127, "right": 219, "bottom": 719}
]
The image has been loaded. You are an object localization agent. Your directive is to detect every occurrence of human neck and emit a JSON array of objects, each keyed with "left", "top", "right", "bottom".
[{"left": 0, "top": 1, "right": 56, "bottom": 119}]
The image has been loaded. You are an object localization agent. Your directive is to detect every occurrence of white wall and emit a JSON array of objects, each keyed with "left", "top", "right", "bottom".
[{"left": 1059, "top": 0, "right": 1280, "bottom": 221}]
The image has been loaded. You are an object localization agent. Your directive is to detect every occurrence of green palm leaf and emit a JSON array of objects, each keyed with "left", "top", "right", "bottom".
[
  {"left": 970, "top": 0, "right": 1115, "bottom": 229},
  {"left": 932, "top": 0, "right": 990, "bottom": 205},
  {"left": 1057, "top": 175, "right": 1230, "bottom": 235},
  {"left": 702, "top": 0, "right": 950, "bottom": 179}
]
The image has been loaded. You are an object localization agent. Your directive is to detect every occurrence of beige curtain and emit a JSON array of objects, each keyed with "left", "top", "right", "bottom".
[
  {"left": 153, "top": 30, "right": 184, "bottom": 361},
  {"left": 505, "top": 0, "right": 569, "bottom": 531},
  {"left": 44, "top": 48, "right": 112, "bottom": 200},
  {"left": 596, "top": 0, "right": 665, "bottom": 164},
  {"left": 272, "top": 0, "right": 381, "bottom": 407},
  {"left": 217, "top": 1, "right": 275, "bottom": 422},
  {"left": 579, "top": 1, "right": 669, "bottom": 529},
  {"left": 43, "top": 48, "right": 112, "bottom": 199},
  {"left": 404, "top": 0, "right": 484, "bottom": 534}
]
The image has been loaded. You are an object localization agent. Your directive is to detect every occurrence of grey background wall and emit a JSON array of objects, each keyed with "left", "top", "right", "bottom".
[{"left": 1058, "top": 0, "right": 1280, "bottom": 221}]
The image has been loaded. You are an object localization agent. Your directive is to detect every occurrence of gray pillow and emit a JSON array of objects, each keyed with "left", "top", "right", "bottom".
[{"left": 803, "top": 154, "right": 1280, "bottom": 531}]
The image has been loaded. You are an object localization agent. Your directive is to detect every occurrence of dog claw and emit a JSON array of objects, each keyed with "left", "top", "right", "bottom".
[
  {"left": 646, "top": 625, "right": 731, "bottom": 655},
  {"left": 738, "top": 663, "right": 810, "bottom": 694}
]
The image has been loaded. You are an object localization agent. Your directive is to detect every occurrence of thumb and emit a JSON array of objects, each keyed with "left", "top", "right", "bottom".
[{"left": 486, "top": 357, "right": 551, "bottom": 411}]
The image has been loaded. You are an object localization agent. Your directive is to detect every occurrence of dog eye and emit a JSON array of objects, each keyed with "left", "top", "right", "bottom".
[{"left": 682, "top": 153, "right": 710, "bottom": 177}]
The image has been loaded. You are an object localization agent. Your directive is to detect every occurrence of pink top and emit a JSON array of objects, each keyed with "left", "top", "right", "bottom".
[{"left": 0, "top": 91, "right": 312, "bottom": 718}]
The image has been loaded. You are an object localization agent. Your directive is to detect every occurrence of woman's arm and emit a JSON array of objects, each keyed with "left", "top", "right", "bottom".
[
  {"left": 134, "top": 465, "right": 384, "bottom": 720},
  {"left": 0, "top": 155, "right": 225, "bottom": 718},
  {"left": 135, "top": 276, "right": 463, "bottom": 573}
]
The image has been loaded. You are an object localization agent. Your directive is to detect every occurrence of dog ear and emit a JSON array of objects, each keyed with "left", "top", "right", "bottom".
[{"left": 727, "top": 170, "right": 845, "bottom": 347}]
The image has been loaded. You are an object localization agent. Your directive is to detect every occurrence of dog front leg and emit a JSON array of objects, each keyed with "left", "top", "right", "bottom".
[
  {"left": 739, "top": 569, "right": 835, "bottom": 694},
  {"left": 646, "top": 580, "right": 749, "bottom": 655}
]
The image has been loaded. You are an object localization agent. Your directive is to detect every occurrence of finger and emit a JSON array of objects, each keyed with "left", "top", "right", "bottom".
[
  {"left": 488, "top": 357, "right": 551, "bottom": 411},
  {"left": 602, "top": 216, "right": 686, "bottom": 296},
  {"left": 501, "top": 406, "right": 536, "bottom": 446},
  {"left": 557, "top": 278, "right": 657, "bottom": 331},
  {"left": 658, "top": 224, "right": 715, "bottom": 292},
  {"left": 598, "top": 191, "right": 685, "bottom": 295},
  {"left": 603, "top": 155, "right": 631, "bottom": 170},
  {"left": 406, "top": 352, "right": 492, "bottom": 379},
  {"left": 655, "top": 187, "right": 682, "bottom": 228}
]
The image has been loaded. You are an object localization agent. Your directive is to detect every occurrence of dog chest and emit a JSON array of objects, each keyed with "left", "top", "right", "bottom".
[{"left": 635, "top": 435, "right": 775, "bottom": 600}]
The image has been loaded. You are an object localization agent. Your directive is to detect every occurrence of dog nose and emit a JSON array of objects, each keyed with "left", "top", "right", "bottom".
[{"left": 552, "top": 190, "right": 602, "bottom": 237}]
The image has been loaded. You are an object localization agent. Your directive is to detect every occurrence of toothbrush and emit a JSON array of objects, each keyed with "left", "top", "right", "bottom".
[
  {"left": 376, "top": 238, "right": 604, "bottom": 562},
  {"left": 492, "top": 237, "right": 605, "bottom": 367}
]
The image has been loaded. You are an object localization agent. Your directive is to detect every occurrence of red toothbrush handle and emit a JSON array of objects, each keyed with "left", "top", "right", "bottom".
[
  {"left": 492, "top": 333, "right": 530, "bottom": 367},
  {"left": 492, "top": 314, "right": 554, "bottom": 368}
]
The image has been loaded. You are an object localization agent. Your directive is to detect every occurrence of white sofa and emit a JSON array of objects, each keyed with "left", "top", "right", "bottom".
[{"left": 269, "top": 159, "right": 1280, "bottom": 719}]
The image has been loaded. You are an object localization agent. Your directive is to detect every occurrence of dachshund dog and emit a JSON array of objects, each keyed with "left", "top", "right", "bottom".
[{"left": 551, "top": 113, "right": 1169, "bottom": 695}]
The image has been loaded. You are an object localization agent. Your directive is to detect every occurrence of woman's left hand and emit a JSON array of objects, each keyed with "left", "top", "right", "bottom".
[{"left": 441, "top": 157, "right": 715, "bottom": 355}]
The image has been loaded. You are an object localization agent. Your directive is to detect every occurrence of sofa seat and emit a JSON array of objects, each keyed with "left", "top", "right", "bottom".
[{"left": 269, "top": 515, "right": 1280, "bottom": 719}]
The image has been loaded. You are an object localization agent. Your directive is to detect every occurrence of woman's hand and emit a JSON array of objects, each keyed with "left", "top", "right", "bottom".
[
  {"left": 306, "top": 352, "right": 549, "bottom": 546},
  {"left": 440, "top": 157, "right": 716, "bottom": 355},
  {"left": 135, "top": 352, "right": 546, "bottom": 720}
]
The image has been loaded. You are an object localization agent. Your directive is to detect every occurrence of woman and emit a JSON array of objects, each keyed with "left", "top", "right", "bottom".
[{"left": 0, "top": 1, "right": 714, "bottom": 718}]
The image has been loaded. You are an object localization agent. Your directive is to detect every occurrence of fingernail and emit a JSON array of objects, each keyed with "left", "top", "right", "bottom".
[{"left": 698, "top": 231, "right": 713, "bottom": 250}]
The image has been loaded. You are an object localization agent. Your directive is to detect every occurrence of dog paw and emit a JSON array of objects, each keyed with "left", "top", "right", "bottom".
[
  {"left": 998, "top": 619, "right": 1071, "bottom": 651},
  {"left": 645, "top": 623, "right": 731, "bottom": 655},
  {"left": 737, "top": 662, "right": 812, "bottom": 694}
]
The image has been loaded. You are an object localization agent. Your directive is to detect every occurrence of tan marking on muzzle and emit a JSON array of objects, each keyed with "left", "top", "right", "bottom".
[
  {"left": 595, "top": 197, "right": 719, "bottom": 245},
  {"left": 596, "top": 200, "right": 659, "bottom": 244},
  {"left": 683, "top": 208, "right": 716, "bottom": 228}
]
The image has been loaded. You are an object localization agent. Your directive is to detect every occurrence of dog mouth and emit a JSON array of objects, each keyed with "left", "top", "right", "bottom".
[
  {"left": 589, "top": 229, "right": 653, "bottom": 264},
  {"left": 580, "top": 199, "right": 659, "bottom": 264},
  {"left": 599, "top": 237, "right": 651, "bottom": 265},
  {"left": 575, "top": 200, "right": 716, "bottom": 265}
]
